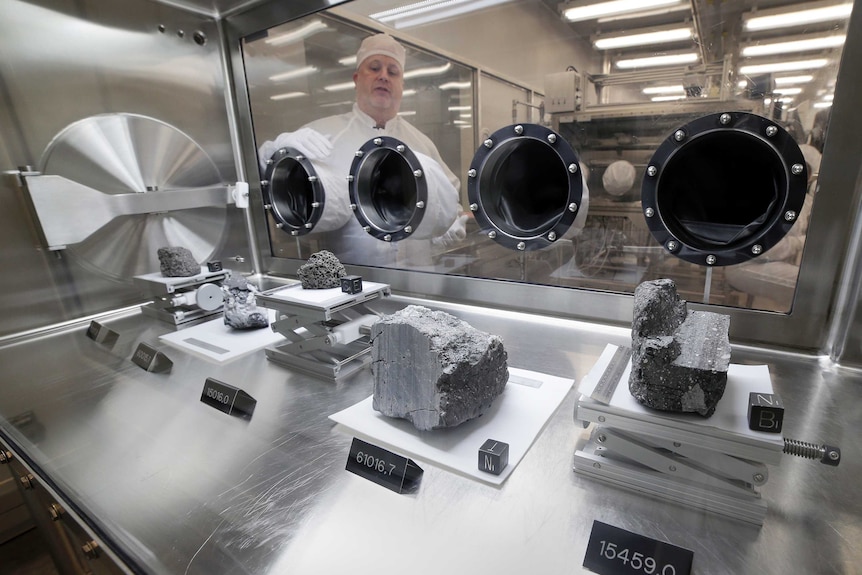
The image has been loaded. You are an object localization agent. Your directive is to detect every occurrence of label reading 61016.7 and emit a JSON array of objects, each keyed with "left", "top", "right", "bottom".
[
  {"left": 583, "top": 521, "right": 693, "bottom": 575},
  {"left": 345, "top": 438, "right": 422, "bottom": 494}
]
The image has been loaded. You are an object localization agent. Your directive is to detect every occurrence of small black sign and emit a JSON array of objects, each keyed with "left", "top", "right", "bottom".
[
  {"left": 200, "top": 378, "right": 256, "bottom": 419},
  {"left": 346, "top": 438, "right": 422, "bottom": 494},
  {"left": 584, "top": 521, "right": 693, "bottom": 575},
  {"left": 85, "top": 321, "right": 119, "bottom": 349},
  {"left": 131, "top": 342, "right": 173, "bottom": 373}
]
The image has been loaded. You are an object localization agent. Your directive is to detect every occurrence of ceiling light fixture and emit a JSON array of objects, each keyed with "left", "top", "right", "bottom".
[
  {"left": 595, "top": 27, "right": 692, "bottom": 50},
  {"left": 371, "top": 0, "right": 515, "bottom": 29},
  {"left": 404, "top": 63, "right": 452, "bottom": 79},
  {"left": 265, "top": 20, "right": 328, "bottom": 46},
  {"left": 741, "top": 34, "right": 846, "bottom": 57},
  {"left": 772, "top": 87, "right": 803, "bottom": 95},
  {"left": 448, "top": 105, "right": 472, "bottom": 111},
  {"left": 439, "top": 81, "right": 472, "bottom": 90},
  {"left": 616, "top": 52, "right": 698, "bottom": 69},
  {"left": 270, "top": 92, "right": 306, "bottom": 101},
  {"left": 597, "top": 3, "right": 689, "bottom": 22},
  {"left": 564, "top": 0, "right": 682, "bottom": 22},
  {"left": 338, "top": 56, "right": 357, "bottom": 67},
  {"left": 814, "top": 101, "right": 833, "bottom": 108},
  {"left": 642, "top": 84, "right": 685, "bottom": 94},
  {"left": 743, "top": 2, "right": 852, "bottom": 31},
  {"left": 774, "top": 75, "right": 814, "bottom": 85},
  {"left": 269, "top": 66, "right": 318, "bottom": 82},
  {"left": 651, "top": 94, "right": 687, "bottom": 102},
  {"left": 739, "top": 58, "right": 829, "bottom": 74}
]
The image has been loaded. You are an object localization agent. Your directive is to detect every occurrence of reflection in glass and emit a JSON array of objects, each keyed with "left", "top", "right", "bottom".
[{"left": 243, "top": 0, "right": 850, "bottom": 313}]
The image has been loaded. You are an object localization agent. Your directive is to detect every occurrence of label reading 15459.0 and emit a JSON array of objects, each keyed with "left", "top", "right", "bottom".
[{"left": 583, "top": 521, "right": 693, "bottom": 575}]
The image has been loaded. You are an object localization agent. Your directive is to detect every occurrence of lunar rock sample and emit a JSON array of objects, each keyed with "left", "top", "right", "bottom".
[
  {"left": 298, "top": 250, "right": 346, "bottom": 289},
  {"left": 629, "top": 279, "right": 731, "bottom": 417},
  {"left": 371, "top": 305, "right": 509, "bottom": 431},
  {"left": 222, "top": 276, "right": 268, "bottom": 330},
  {"left": 158, "top": 246, "right": 199, "bottom": 277}
]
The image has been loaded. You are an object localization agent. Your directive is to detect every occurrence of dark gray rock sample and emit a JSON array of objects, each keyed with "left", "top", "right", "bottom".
[
  {"left": 222, "top": 276, "right": 268, "bottom": 330},
  {"left": 158, "top": 246, "right": 200, "bottom": 277},
  {"left": 629, "top": 279, "right": 731, "bottom": 417},
  {"left": 371, "top": 305, "right": 509, "bottom": 431},
  {"left": 298, "top": 250, "right": 346, "bottom": 289}
]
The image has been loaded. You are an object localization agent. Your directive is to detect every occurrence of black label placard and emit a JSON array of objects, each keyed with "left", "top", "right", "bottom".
[
  {"left": 200, "top": 378, "right": 256, "bottom": 419},
  {"left": 85, "top": 320, "right": 119, "bottom": 349},
  {"left": 346, "top": 437, "right": 422, "bottom": 494},
  {"left": 584, "top": 521, "right": 693, "bottom": 575},
  {"left": 131, "top": 342, "right": 173, "bottom": 373}
]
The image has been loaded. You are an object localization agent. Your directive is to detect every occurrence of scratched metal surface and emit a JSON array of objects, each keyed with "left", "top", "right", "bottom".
[{"left": 0, "top": 295, "right": 860, "bottom": 574}]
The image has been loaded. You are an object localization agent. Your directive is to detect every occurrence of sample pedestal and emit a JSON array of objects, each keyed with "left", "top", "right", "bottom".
[
  {"left": 257, "top": 282, "right": 391, "bottom": 380},
  {"left": 574, "top": 344, "right": 784, "bottom": 525},
  {"left": 134, "top": 268, "right": 229, "bottom": 326}
]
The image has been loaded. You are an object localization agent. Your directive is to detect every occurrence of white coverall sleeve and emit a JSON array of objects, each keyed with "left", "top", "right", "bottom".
[
  {"left": 257, "top": 127, "right": 333, "bottom": 174},
  {"left": 411, "top": 151, "right": 460, "bottom": 240}
]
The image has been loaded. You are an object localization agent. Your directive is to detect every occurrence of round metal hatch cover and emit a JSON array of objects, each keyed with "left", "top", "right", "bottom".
[
  {"left": 348, "top": 136, "right": 428, "bottom": 242},
  {"left": 641, "top": 111, "right": 808, "bottom": 267},
  {"left": 467, "top": 123, "right": 583, "bottom": 251}
]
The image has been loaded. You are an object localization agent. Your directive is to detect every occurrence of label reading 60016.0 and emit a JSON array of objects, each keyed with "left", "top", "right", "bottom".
[{"left": 583, "top": 521, "right": 693, "bottom": 575}]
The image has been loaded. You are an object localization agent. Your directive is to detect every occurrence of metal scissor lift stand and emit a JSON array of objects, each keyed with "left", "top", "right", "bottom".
[
  {"left": 256, "top": 282, "right": 391, "bottom": 380},
  {"left": 574, "top": 345, "right": 785, "bottom": 525},
  {"left": 134, "top": 268, "right": 230, "bottom": 327}
]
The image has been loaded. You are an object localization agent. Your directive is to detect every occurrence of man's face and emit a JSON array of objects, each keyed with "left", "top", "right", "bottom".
[{"left": 353, "top": 55, "right": 404, "bottom": 123}]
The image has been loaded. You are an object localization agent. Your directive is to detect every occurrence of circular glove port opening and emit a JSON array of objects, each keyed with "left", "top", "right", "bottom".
[
  {"left": 349, "top": 137, "right": 428, "bottom": 242},
  {"left": 264, "top": 147, "right": 325, "bottom": 236},
  {"left": 642, "top": 112, "right": 807, "bottom": 266},
  {"left": 469, "top": 124, "right": 582, "bottom": 251}
]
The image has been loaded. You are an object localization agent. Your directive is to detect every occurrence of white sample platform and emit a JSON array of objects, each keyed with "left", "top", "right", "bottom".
[
  {"left": 159, "top": 309, "right": 283, "bottom": 363},
  {"left": 330, "top": 368, "right": 574, "bottom": 486}
]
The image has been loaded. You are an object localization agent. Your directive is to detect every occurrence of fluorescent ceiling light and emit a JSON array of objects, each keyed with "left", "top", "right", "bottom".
[
  {"left": 372, "top": 0, "right": 515, "bottom": 29},
  {"left": 642, "top": 84, "right": 685, "bottom": 94},
  {"left": 595, "top": 27, "right": 692, "bottom": 50},
  {"left": 778, "top": 97, "right": 795, "bottom": 103},
  {"left": 398, "top": 110, "right": 417, "bottom": 116},
  {"left": 439, "top": 81, "right": 472, "bottom": 90},
  {"left": 739, "top": 58, "right": 829, "bottom": 74},
  {"left": 339, "top": 56, "right": 357, "bottom": 67},
  {"left": 453, "top": 120, "right": 470, "bottom": 125},
  {"left": 738, "top": 80, "right": 748, "bottom": 88},
  {"left": 616, "top": 52, "right": 698, "bottom": 69},
  {"left": 774, "top": 75, "right": 814, "bottom": 85},
  {"left": 459, "top": 113, "right": 472, "bottom": 119},
  {"left": 814, "top": 101, "right": 833, "bottom": 108},
  {"left": 265, "top": 20, "right": 328, "bottom": 46},
  {"left": 744, "top": 2, "right": 852, "bottom": 31},
  {"left": 404, "top": 63, "right": 452, "bottom": 79},
  {"left": 564, "top": 0, "right": 682, "bottom": 23},
  {"left": 651, "top": 94, "right": 686, "bottom": 102},
  {"left": 269, "top": 66, "right": 318, "bottom": 82},
  {"left": 403, "top": 89, "right": 417, "bottom": 97},
  {"left": 773, "top": 87, "right": 803, "bottom": 95},
  {"left": 270, "top": 92, "right": 306, "bottom": 101},
  {"left": 823, "top": 93, "right": 834, "bottom": 101},
  {"left": 323, "top": 81, "right": 355, "bottom": 92},
  {"left": 448, "top": 105, "right": 471, "bottom": 111},
  {"left": 741, "top": 34, "right": 845, "bottom": 57},
  {"left": 597, "top": 3, "right": 688, "bottom": 22}
]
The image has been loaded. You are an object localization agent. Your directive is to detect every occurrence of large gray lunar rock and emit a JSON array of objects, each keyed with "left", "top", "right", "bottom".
[
  {"left": 371, "top": 305, "right": 509, "bottom": 431},
  {"left": 158, "top": 246, "right": 199, "bottom": 277},
  {"left": 222, "top": 277, "right": 268, "bottom": 330},
  {"left": 298, "top": 250, "right": 346, "bottom": 289},
  {"left": 629, "top": 279, "right": 731, "bottom": 417}
]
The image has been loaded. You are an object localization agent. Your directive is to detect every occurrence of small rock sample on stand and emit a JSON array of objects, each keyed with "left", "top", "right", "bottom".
[
  {"left": 371, "top": 305, "right": 509, "bottom": 431},
  {"left": 298, "top": 250, "right": 346, "bottom": 289},
  {"left": 222, "top": 276, "right": 268, "bottom": 330},
  {"left": 629, "top": 279, "right": 731, "bottom": 417},
  {"left": 158, "top": 246, "right": 200, "bottom": 277}
]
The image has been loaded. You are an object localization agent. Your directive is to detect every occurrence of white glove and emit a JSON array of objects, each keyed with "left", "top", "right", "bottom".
[
  {"left": 432, "top": 214, "right": 468, "bottom": 248},
  {"left": 257, "top": 128, "right": 332, "bottom": 173}
]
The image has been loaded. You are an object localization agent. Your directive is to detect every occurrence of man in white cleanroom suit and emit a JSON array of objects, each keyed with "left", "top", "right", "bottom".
[{"left": 258, "top": 34, "right": 462, "bottom": 267}]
